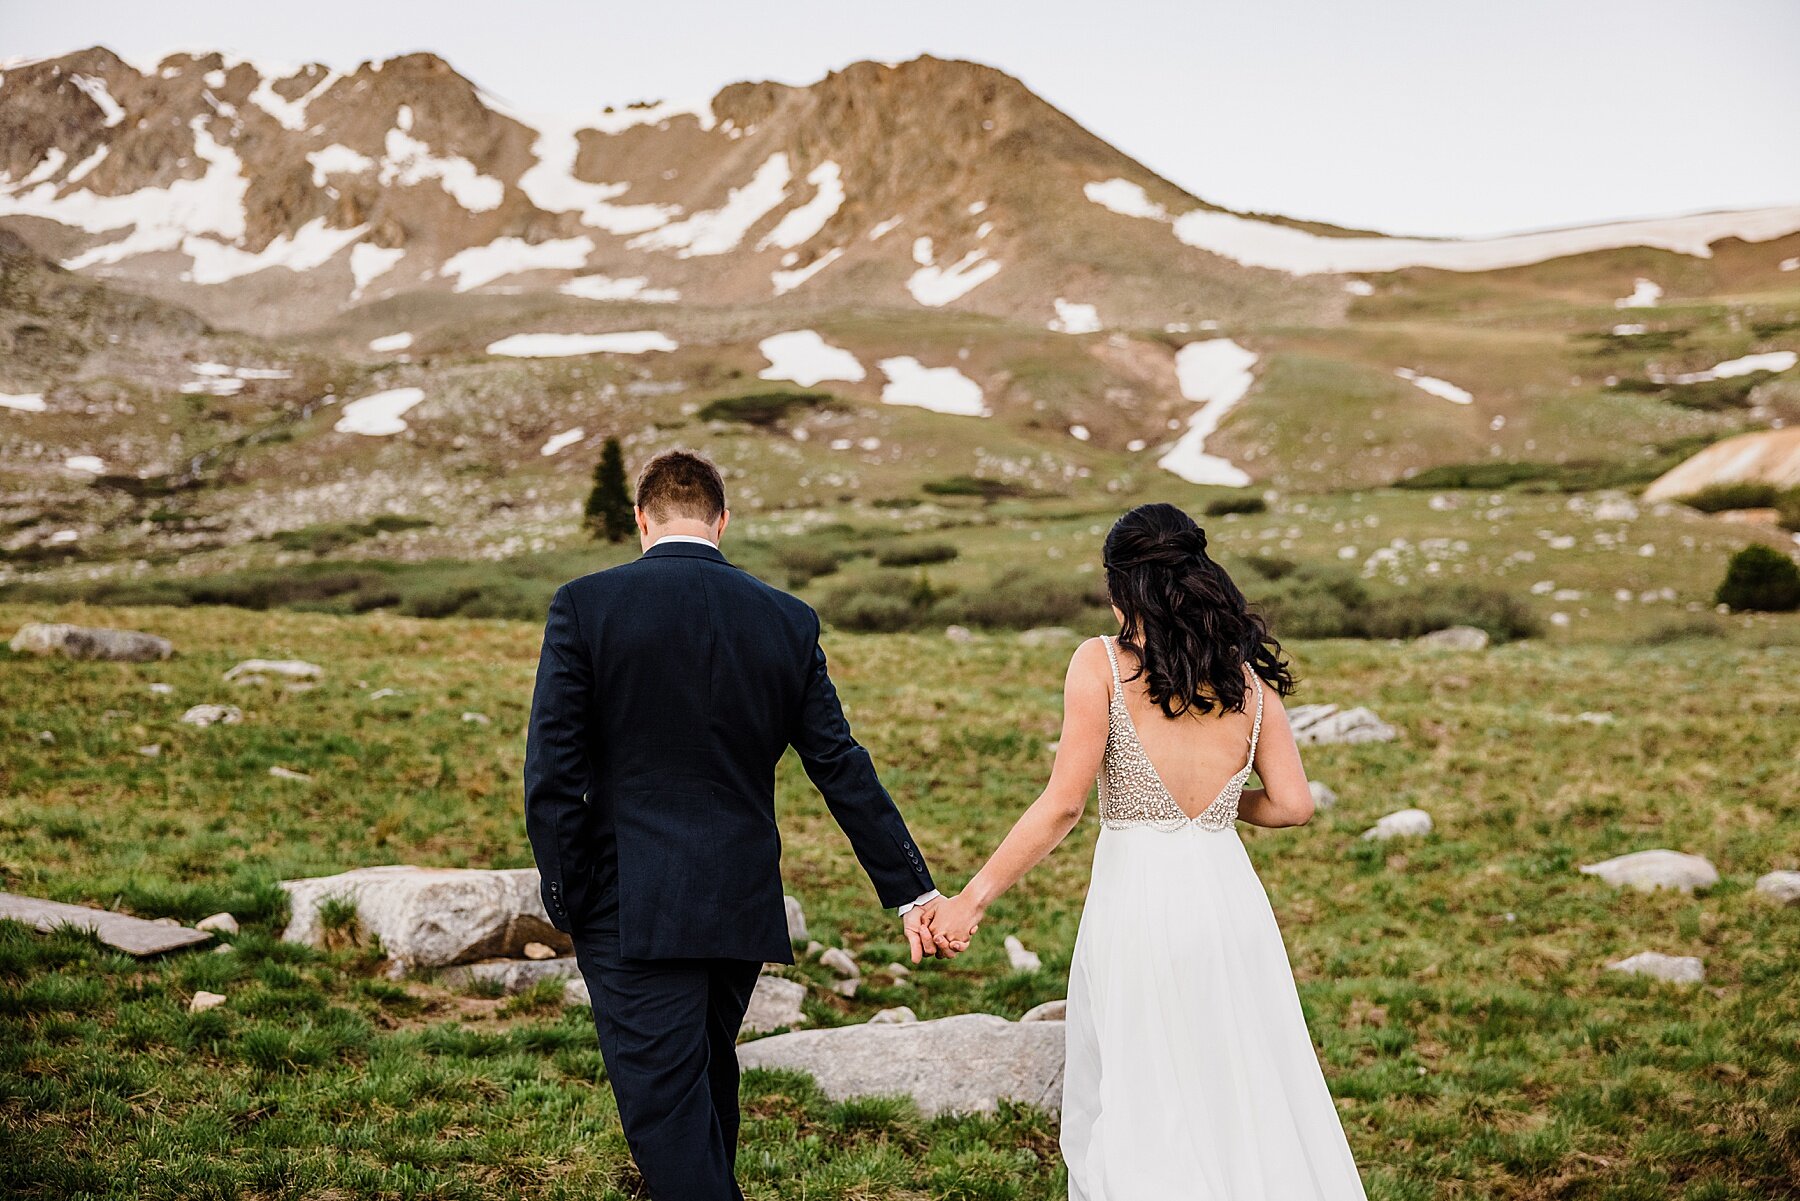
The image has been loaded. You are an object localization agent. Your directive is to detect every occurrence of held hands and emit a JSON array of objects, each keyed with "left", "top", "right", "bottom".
[{"left": 920, "top": 892, "right": 983, "bottom": 959}]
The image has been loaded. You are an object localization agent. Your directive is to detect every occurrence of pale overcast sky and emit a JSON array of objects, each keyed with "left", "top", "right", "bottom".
[{"left": 6, "top": 0, "right": 1797, "bottom": 237}]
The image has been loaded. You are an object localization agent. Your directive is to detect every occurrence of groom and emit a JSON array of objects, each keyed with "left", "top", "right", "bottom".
[{"left": 525, "top": 449, "right": 947, "bottom": 1199}]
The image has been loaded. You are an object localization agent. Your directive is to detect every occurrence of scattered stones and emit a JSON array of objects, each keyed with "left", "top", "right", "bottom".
[
  {"left": 148, "top": 682, "right": 174, "bottom": 696},
  {"left": 1361, "top": 809, "right": 1433, "bottom": 841},
  {"left": 743, "top": 974, "right": 809, "bottom": 1033},
  {"left": 369, "top": 688, "right": 401, "bottom": 700},
  {"left": 784, "top": 895, "right": 809, "bottom": 942},
  {"left": 36, "top": 730, "right": 54, "bottom": 744},
  {"left": 0, "top": 892, "right": 213, "bottom": 956},
  {"left": 737, "top": 1013, "right": 1066, "bottom": 1116},
  {"left": 1591, "top": 495, "right": 1640, "bottom": 522},
  {"left": 195, "top": 912, "right": 239, "bottom": 935},
  {"left": 180, "top": 704, "right": 242, "bottom": 728},
  {"left": 884, "top": 962, "right": 912, "bottom": 978},
  {"left": 1308, "top": 780, "right": 1338, "bottom": 810},
  {"left": 136, "top": 744, "right": 162, "bottom": 757},
  {"left": 1754, "top": 871, "right": 1800, "bottom": 906},
  {"left": 1004, "top": 935, "right": 1042, "bottom": 973},
  {"left": 213, "top": 943, "right": 234, "bottom": 954},
  {"left": 1606, "top": 951, "right": 1704, "bottom": 984},
  {"left": 944, "top": 625, "right": 974, "bottom": 644},
  {"left": 1416, "top": 625, "right": 1489, "bottom": 652},
  {"left": 1020, "top": 998, "right": 1067, "bottom": 1023},
  {"left": 1579, "top": 850, "right": 1719, "bottom": 894},
  {"left": 442, "top": 956, "right": 583, "bottom": 994},
  {"left": 832, "top": 978, "right": 860, "bottom": 998},
  {"left": 9, "top": 622, "right": 173, "bottom": 662},
  {"left": 225, "top": 659, "right": 323, "bottom": 685},
  {"left": 189, "top": 990, "right": 227, "bottom": 1013},
  {"left": 1018, "top": 627, "right": 1078, "bottom": 648},
  {"left": 868, "top": 1006, "right": 918, "bottom": 1024},
  {"left": 522, "top": 941, "right": 556, "bottom": 960},
  {"left": 820, "top": 947, "right": 860, "bottom": 979},
  {"left": 1288, "top": 704, "right": 1398, "bottom": 746},
  {"left": 278, "top": 865, "right": 570, "bottom": 967},
  {"left": 269, "top": 766, "right": 311, "bottom": 782},
  {"left": 804, "top": 940, "right": 824, "bottom": 959},
  {"left": 461, "top": 712, "right": 491, "bottom": 726}
]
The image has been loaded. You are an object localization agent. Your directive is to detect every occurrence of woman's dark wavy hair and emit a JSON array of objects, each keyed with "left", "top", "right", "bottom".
[{"left": 1103, "top": 502, "right": 1294, "bottom": 719}]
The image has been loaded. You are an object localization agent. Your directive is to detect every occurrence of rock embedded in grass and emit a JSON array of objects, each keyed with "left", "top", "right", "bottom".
[
  {"left": 1606, "top": 951, "right": 1704, "bottom": 984},
  {"left": 784, "top": 894, "right": 809, "bottom": 942},
  {"left": 224, "top": 659, "right": 323, "bottom": 685},
  {"left": 1004, "top": 935, "right": 1042, "bottom": 972},
  {"left": 195, "top": 912, "right": 238, "bottom": 935},
  {"left": 1309, "top": 780, "right": 1338, "bottom": 810},
  {"left": 1361, "top": 809, "right": 1433, "bottom": 841},
  {"left": 1415, "top": 625, "right": 1490, "bottom": 651},
  {"left": 820, "top": 947, "right": 860, "bottom": 979},
  {"left": 443, "top": 955, "right": 583, "bottom": 994},
  {"left": 744, "top": 975, "right": 809, "bottom": 1033},
  {"left": 9, "top": 622, "right": 173, "bottom": 662},
  {"left": 179, "top": 704, "right": 242, "bottom": 728},
  {"left": 869, "top": 1006, "right": 918, "bottom": 1024},
  {"left": 1289, "top": 704, "right": 1398, "bottom": 746},
  {"left": 1020, "top": 998, "right": 1067, "bottom": 1022},
  {"left": 189, "top": 990, "right": 227, "bottom": 1013},
  {"left": 1754, "top": 871, "right": 1800, "bottom": 906},
  {"left": 1018, "top": 626, "right": 1078, "bottom": 647},
  {"left": 1578, "top": 850, "right": 1720, "bottom": 894},
  {"left": 944, "top": 625, "right": 974, "bottom": 643}
]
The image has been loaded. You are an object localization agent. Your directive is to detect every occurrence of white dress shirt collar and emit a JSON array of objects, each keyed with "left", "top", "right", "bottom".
[{"left": 649, "top": 534, "right": 719, "bottom": 549}]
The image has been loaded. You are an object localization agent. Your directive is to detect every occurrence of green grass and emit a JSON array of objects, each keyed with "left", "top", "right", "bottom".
[{"left": 1, "top": 602, "right": 1797, "bottom": 1198}]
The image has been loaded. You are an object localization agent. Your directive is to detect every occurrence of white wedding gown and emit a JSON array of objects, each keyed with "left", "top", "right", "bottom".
[{"left": 1062, "top": 638, "right": 1367, "bottom": 1200}]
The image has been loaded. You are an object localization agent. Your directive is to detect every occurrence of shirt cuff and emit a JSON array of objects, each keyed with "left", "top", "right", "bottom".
[{"left": 897, "top": 889, "right": 942, "bottom": 917}]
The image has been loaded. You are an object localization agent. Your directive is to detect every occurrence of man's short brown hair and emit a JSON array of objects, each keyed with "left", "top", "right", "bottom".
[{"left": 635, "top": 449, "right": 727, "bottom": 523}]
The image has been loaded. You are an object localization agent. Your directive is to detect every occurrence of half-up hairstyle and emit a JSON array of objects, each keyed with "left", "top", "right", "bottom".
[{"left": 1103, "top": 502, "right": 1294, "bottom": 719}]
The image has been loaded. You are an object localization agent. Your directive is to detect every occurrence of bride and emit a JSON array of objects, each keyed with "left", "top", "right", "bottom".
[{"left": 922, "top": 502, "right": 1367, "bottom": 1200}]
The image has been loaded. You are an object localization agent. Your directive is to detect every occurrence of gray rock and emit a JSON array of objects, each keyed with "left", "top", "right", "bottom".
[
  {"left": 884, "top": 961, "right": 912, "bottom": 978},
  {"left": 269, "top": 766, "right": 311, "bottom": 782},
  {"left": 1020, "top": 998, "right": 1067, "bottom": 1023},
  {"left": 738, "top": 1013, "right": 1065, "bottom": 1116},
  {"left": 1289, "top": 704, "right": 1398, "bottom": 746},
  {"left": 179, "top": 704, "right": 242, "bottom": 728},
  {"left": 225, "top": 659, "right": 323, "bottom": 685},
  {"left": 1591, "top": 494, "right": 1640, "bottom": 522},
  {"left": 832, "top": 978, "right": 860, "bottom": 998},
  {"left": 195, "top": 912, "right": 239, "bottom": 935},
  {"left": 563, "top": 975, "right": 591, "bottom": 1007},
  {"left": 1308, "top": 780, "right": 1338, "bottom": 810},
  {"left": 1360, "top": 808, "right": 1433, "bottom": 841},
  {"left": 278, "top": 865, "right": 570, "bottom": 967},
  {"left": 944, "top": 625, "right": 974, "bottom": 644},
  {"left": 189, "top": 990, "right": 227, "bottom": 1013},
  {"left": 441, "top": 955, "right": 584, "bottom": 994},
  {"left": 820, "top": 946, "right": 860, "bottom": 979},
  {"left": 36, "top": 730, "right": 54, "bottom": 744},
  {"left": 461, "top": 712, "right": 491, "bottom": 726},
  {"left": 1579, "top": 850, "right": 1719, "bottom": 894},
  {"left": 784, "top": 894, "right": 809, "bottom": 942},
  {"left": 868, "top": 1006, "right": 918, "bottom": 1024},
  {"left": 743, "top": 974, "right": 809, "bottom": 1034},
  {"left": 0, "top": 891, "right": 211, "bottom": 956},
  {"left": 1416, "top": 625, "right": 1489, "bottom": 651},
  {"left": 9, "top": 622, "right": 173, "bottom": 662},
  {"left": 1606, "top": 951, "right": 1704, "bottom": 984},
  {"left": 1018, "top": 626, "right": 1078, "bottom": 648},
  {"left": 136, "top": 744, "right": 162, "bottom": 757},
  {"left": 1755, "top": 870, "right": 1800, "bottom": 906},
  {"left": 803, "top": 940, "right": 824, "bottom": 959},
  {"left": 1004, "top": 935, "right": 1042, "bottom": 973}
]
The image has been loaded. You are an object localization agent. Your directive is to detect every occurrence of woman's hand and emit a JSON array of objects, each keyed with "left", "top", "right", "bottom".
[{"left": 922, "top": 892, "right": 984, "bottom": 956}]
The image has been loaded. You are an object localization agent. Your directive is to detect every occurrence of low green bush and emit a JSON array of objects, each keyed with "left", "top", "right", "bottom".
[
  {"left": 1204, "top": 495, "right": 1268, "bottom": 517},
  {"left": 775, "top": 543, "right": 855, "bottom": 587},
  {"left": 875, "top": 542, "right": 959, "bottom": 567},
  {"left": 696, "top": 391, "right": 834, "bottom": 427},
  {"left": 1715, "top": 544, "right": 1800, "bottom": 612},
  {"left": 1675, "top": 482, "right": 1779, "bottom": 512},
  {"left": 921, "top": 476, "right": 1029, "bottom": 501}
]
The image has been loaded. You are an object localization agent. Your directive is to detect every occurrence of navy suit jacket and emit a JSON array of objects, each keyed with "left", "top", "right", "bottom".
[{"left": 524, "top": 540, "right": 935, "bottom": 963}]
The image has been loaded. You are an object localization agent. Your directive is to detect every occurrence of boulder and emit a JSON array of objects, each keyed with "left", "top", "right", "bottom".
[
  {"left": 189, "top": 990, "right": 227, "bottom": 1014},
  {"left": 179, "top": 704, "right": 242, "bottom": 728},
  {"left": 784, "top": 894, "right": 809, "bottom": 942},
  {"left": 225, "top": 659, "right": 323, "bottom": 685},
  {"left": 868, "top": 1006, "right": 918, "bottom": 1024},
  {"left": 1755, "top": 870, "right": 1800, "bottom": 906},
  {"left": 1004, "top": 935, "right": 1042, "bottom": 973},
  {"left": 563, "top": 975, "right": 591, "bottom": 1007},
  {"left": 1020, "top": 998, "right": 1067, "bottom": 1023},
  {"left": 832, "top": 978, "right": 860, "bottom": 999},
  {"left": 278, "top": 865, "right": 571, "bottom": 967},
  {"left": 944, "top": 625, "right": 975, "bottom": 644},
  {"left": 738, "top": 1012, "right": 1065, "bottom": 1116},
  {"left": 1416, "top": 626, "right": 1489, "bottom": 652},
  {"left": 1606, "top": 951, "right": 1704, "bottom": 984},
  {"left": 1361, "top": 809, "right": 1433, "bottom": 841},
  {"left": 9, "top": 622, "right": 172, "bottom": 662},
  {"left": 820, "top": 946, "right": 860, "bottom": 979},
  {"left": 743, "top": 974, "right": 809, "bottom": 1034},
  {"left": 195, "top": 912, "right": 239, "bottom": 935},
  {"left": 1578, "top": 850, "right": 1719, "bottom": 894},
  {"left": 1289, "top": 704, "right": 1398, "bottom": 746},
  {"left": 441, "top": 955, "right": 583, "bottom": 994},
  {"left": 1018, "top": 627, "right": 1078, "bottom": 648},
  {"left": 1308, "top": 780, "right": 1338, "bottom": 810},
  {"left": 522, "top": 941, "right": 556, "bottom": 960}
]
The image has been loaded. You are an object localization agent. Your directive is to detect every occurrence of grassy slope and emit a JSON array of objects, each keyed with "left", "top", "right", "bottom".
[{"left": 1, "top": 602, "right": 1796, "bottom": 1199}]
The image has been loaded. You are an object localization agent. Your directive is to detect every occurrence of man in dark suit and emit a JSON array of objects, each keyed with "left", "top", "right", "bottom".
[{"left": 525, "top": 449, "right": 946, "bottom": 1200}]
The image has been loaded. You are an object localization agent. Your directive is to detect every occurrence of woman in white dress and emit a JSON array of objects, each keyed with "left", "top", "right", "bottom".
[{"left": 923, "top": 503, "right": 1367, "bottom": 1200}]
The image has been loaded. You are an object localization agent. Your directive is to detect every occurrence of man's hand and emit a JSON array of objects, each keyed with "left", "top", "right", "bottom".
[
  {"left": 922, "top": 892, "right": 982, "bottom": 959},
  {"left": 904, "top": 897, "right": 951, "bottom": 964}
]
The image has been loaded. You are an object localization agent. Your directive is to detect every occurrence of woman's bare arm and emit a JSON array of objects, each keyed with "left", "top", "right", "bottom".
[
  {"left": 923, "top": 637, "right": 1111, "bottom": 948},
  {"left": 1234, "top": 681, "right": 1316, "bottom": 828}
]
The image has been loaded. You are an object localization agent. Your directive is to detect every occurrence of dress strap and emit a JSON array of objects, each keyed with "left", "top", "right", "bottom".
[
  {"left": 1102, "top": 636, "right": 1123, "bottom": 696},
  {"left": 1245, "top": 664, "right": 1265, "bottom": 763}
]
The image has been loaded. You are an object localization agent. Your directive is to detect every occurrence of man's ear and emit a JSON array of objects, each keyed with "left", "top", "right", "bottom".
[
  {"left": 635, "top": 506, "right": 649, "bottom": 535},
  {"left": 716, "top": 509, "right": 731, "bottom": 541}
]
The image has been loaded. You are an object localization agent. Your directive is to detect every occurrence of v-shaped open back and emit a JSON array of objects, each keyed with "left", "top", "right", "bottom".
[{"left": 1097, "top": 635, "right": 1263, "bottom": 831}]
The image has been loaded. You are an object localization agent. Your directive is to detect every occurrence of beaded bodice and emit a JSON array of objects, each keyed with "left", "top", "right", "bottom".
[{"left": 1098, "top": 636, "right": 1263, "bottom": 832}]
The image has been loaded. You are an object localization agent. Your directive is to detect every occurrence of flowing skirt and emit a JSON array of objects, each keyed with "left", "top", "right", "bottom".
[{"left": 1062, "top": 824, "right": 1367, "bottom": 1200}]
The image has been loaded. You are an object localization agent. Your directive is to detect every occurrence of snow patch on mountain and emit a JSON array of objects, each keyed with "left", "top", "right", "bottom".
[
  {"left": 307, "top": 144, "right": 375, "bottom": 187},
  {"left": 759, "top": 161, "right": 844, "bottom": 251},
  {"left": 335, "top": 387, "right": 426, "bottom": 436},
  {"left": 69, "top": 74, "right": 125, "bottom": 126},
  {"left": 1615, "top": 278, "right": 1663, "bottom": 308},
  {"left": 1657, "top": 351, "right": 1796, "bottom": 385},
  {"left": 540, "top": 428, "right": 586, "bottom": 456},
  {"left": 759, "top": 330, "right": 866, "bottom": 387},
  {"left": 878, "top": 356, "right": 987, "bottom": 416},
  {"left": 1, "top": 392, "right": 47, "bottom": 413},
  {"left": 65, "top": 454, "right": 106, "bottom": 474},
  {"left": 1158, "top": 339, "right": 1258, "bottom": 486},
  {"left": 907, "top": 239, "right": 1001, "bottom": 306},
  {"left": 185, "top": 217, "right": 366, "bottom": 285},
  {"left": 515, "top": 114, "right": 681, "bottom": 236},
  {"left": 771, "top": 247, "right": 842, "bottom": 295},
  {"left": 250, "top": 66, "right": 337, "bottom": 132},
  {"left": 442, "top": 236, "right": 594, "bottom": 292},
  {"left": 630, "top": 153, "right": 791, "bottom": 257},
  {"left": 380, "top": 107, "right": 504, "bottom": 212},
  {"left": 1048, "top": 298, "right": 1101, "bottom": 334},
  {"left": 1395, "top": 368, "right": 1474, "bottom": 405},
  {"left": 350, "top": 242, "right": 406, "bottom": 297},
  {"left": 485, "top": 331, "right": 677, "bottom": 358},
  {"left": 560, "top": 273, "right": 680, "bottom": 302},
  {"left": 368, "top": 332, "right": 413, "bottom": 352},
  {"left": 1085, "top": 178, "right": 1169, "bottom": 221}
]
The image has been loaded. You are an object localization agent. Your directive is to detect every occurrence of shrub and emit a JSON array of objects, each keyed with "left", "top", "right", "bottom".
[
  {"left": 922, "top": 476, "right": 1029, "bottom": 501},
  {"left": 942, "top": 569, "right": 1108, "bottom": 630},
  {"left": 1254, "top": 566, "right": 1537, "bottom": 642},
  {"left": 1395, "top": 435, "right": 1715, "bottom": 493},
  {"left": 817, "top": 570, "right": 940, "bottom": 632},
  {"left": 1204, "top": 495, "right": 1267, "bottom": 517},
  {"left": 1715, "top": 544, "right": 1800, "bottom": 612},
  {"left": 584, "top": 438, "right": 634, "bottom": 543},
  {"left": 776, "top": 543, "right": 853, "bottom": 587},
  {"left": 1677, "top": 482, "right": 1779, "bottom": 512},
  {"left": 1778, "top": 490, "right": 1800, "bottom": 533},
  {"left": 876, "top": 542, "right": 959, "bottom": 567},
  {"left": 1634, "top": 615, "right": 1727, "bottom": 644},
  {"left": 697, "top": 391, "right": 833, "bottom": 427}
]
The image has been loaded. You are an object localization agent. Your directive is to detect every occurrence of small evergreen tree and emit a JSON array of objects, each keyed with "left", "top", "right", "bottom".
[
  {"left": 1715, "top": 543, "right": 1800, "bottom": 612},
  {"left": 585, "top": 438, "right": 634, "bottom": 542}
]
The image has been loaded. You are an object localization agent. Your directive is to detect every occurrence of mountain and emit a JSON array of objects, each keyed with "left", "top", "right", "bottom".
[{"left": 2, "top": 46, "right": 1798, "bottom": 578}]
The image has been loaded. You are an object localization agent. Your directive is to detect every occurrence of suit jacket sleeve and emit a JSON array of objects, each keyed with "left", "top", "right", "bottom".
[
  {"left": 524, "top": 585, "right": 593, "bottom": 933},
  {"left": 790, "top": 631, "right": 935, "bottom": 908}
]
